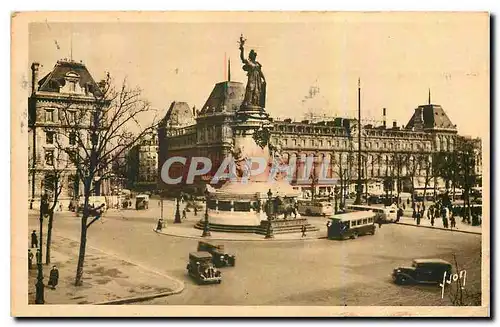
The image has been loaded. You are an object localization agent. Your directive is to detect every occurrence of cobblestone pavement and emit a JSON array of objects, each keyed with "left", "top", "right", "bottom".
[{"left": 29, "top": 206, "right": 483, "bottom": 306}]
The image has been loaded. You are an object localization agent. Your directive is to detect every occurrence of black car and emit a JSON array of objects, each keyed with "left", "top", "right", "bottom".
[{"left": 392, "top": 259, "right": 452, "bottom": 285}]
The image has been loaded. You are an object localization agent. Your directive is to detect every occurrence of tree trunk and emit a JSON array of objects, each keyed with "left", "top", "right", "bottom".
[
  {"left": 74, "top": 215, "right": 88, "bottom": 286},
  {"left": 75, "top": 186, "right": 91, "bottom": 286},
  {"left": 45, "top": 211, "right": 54, "bottom": 264}
]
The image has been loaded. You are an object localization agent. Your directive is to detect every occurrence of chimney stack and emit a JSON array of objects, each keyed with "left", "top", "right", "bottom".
[
  {"left": 393, "top": 120, "right": 397, "bottom": 128},
  {"left": 382, "top": 108, "right": 387, "bottom": 128},
  {"left": 31, "top": 62, "right": 40, "bottom": 95}
]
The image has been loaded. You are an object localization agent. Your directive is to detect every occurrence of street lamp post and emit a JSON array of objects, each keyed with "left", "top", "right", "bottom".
[
  {"left": 35, "top": 193, "right": 48, "bottom": 304},
  {"left": 265, "top": 189, "right": 274, "bottom": 239},
  {"left": 334, "top": 186, "right": 339, "bottom": 214},
  {"left": 202, "top": 189, "right": 211, "bottom": 237},
  {"left": 174, "top": 193, "right": 182, "bottom": 224}
]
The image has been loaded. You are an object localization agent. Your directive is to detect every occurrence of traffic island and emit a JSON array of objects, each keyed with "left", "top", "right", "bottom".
[
  {"left": 28, "top": 235, "right": 184, "bottom": 305},
  {"left": 394, "top": 217, "right": 481, "bottom": 235}
]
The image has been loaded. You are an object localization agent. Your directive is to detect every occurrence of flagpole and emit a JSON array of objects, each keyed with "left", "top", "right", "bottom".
[{"left": 355, "top": 78, "right": 362, "bottom": 205}]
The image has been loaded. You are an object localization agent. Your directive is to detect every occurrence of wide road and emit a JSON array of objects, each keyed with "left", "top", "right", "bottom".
[{"left": 29, "top": 207, "right": 482, "bottom": 306}]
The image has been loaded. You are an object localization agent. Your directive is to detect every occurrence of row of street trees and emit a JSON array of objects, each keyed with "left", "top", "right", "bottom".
[{"left": 305, "top": 136, "right": 480, "bottom": 213}]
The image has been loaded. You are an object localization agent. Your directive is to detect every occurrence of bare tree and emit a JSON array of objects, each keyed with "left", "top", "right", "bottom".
[{"left": 52, "top": 75, "right": 160, "bottom": 286}]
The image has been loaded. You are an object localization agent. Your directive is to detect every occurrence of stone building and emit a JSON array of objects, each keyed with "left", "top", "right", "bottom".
[
  {"left": 125, "top": 131, "right": 159, "bottom": 191},
  {"left": 158, "top": 78, "right": 481, "bottom": 199},
  {"left": 28, "top": 59, "right": 110, "bottom": 209}
]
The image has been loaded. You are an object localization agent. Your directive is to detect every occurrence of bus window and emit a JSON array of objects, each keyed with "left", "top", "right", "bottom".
[
  {"left": 362, "top": 219, "right": 368, "bottom": 224},
  {"left": 352, "top": 220, "right": 357, "bottom": 226},
  {"left": 357, "top": 219, "right": 362, "bottom": 225}
]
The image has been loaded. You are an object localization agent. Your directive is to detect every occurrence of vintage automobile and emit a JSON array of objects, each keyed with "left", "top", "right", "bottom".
[
  {"left": 135, "top": 194, "right": 149, "bottom": 210},
  {"left": 186, "top": 251, "right": 222, "bottom": 284},
  {"left": 197, "top": 241, "right": 236, "bottom": 268},
  {"left": 392, "top": 259, "right": 452, "bottom": 285},
  {"left": 297, "top": 200, "right": 334, "bottom": 216}
]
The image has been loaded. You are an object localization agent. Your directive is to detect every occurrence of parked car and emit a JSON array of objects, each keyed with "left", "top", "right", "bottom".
[
  {"left": 197, "top": 241, "right": 236, "bottom": 268},
  {"left": 392, "top": 259, "right": 452, "bottom": 285},
  {"left": 186, "top": 252, "right": 222, "bottom": 284}
]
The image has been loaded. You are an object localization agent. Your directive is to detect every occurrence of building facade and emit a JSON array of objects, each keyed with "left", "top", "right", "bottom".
[
  {"left": 28, "top": 59, "right": 110, "bottom": 209},
  {"left": 126, "top": 131, "right": 159, "bottom": 191},
  {"left": 158, "top": 78, "right": 481, "bottom": 199}
]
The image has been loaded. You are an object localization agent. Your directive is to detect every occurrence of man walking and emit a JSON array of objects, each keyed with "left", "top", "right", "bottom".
[
  {"left": 156, "top": 218, "right": 163, "bottom": 232},
  {"left": 301, "top": 225, "right": 307, "bottom": 237},
  {"left": 31, "top": 230, "right": 38, "bottom": 248}
]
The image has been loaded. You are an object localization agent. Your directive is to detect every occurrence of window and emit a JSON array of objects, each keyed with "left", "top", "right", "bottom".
[
  {"left": 45, "top": 149, "right": 54, "bottom": 166},
  {"left": 328, "top": 141, "right": 332, "bottom": 147},
  {"left": 69, "top": 132, "right": 76, "bottom": 146},
  {"left": 302, "top": 139, "right": 306, "bottom": 146},
  {"left": 45, "top": 109, "right": 55, "bottom": 122},
  {"left": 69, "top": 81, "right": 76, "bottom": 92},
  {"left": 319, "top": 140, "right": 323, "bottom": 147},
  {"left": 362, "top": 219, "right": 368, "bottom": 224},
  {"left": 351, "top": 220, "right": 357, "bottom": 226},
  {"left": 293, "top": 139, "right": 297, "bottom": 146},
  {"left": 46, "top": 131, "right": 54, "bottom": 144},
  {"left": 69, "top": 110, "right": 77, "bottom": 123}
]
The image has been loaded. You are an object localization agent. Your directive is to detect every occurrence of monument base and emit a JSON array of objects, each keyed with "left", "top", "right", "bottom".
[{"left": 194, "top": 218, "right": 319, "bottom": 235}]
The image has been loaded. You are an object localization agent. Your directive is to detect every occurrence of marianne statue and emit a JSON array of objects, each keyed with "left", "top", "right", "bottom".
[{"left": 239, "top": 34, "right": 266, "bottom": 109}]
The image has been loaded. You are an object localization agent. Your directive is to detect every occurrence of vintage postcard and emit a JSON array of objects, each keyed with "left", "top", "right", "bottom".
[{"left": 11, "top": 11, "right": 490, "bottom": 317}]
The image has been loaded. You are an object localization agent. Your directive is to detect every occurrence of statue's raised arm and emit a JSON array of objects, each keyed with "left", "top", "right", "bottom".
[{"left": 239, "top": 34, "right": 247, "bottom": 63}]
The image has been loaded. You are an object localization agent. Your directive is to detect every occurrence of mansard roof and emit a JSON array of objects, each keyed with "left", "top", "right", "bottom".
[
  {"left": 199, "top": 81, "right": 245, "bottom": 115},
  {"left": 405, "top": 104, "right": 457, "bottom": 132},
  {"left": 162, "top": 101, "right": 195, "bottom": 128},
  {"left": 37, "top": 59, "right": 103, "bottom": 97}
]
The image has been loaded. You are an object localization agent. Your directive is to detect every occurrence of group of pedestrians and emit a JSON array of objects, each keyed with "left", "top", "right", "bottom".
[{"left": 29, "top": 230, "right": 59, "bottom": 290}]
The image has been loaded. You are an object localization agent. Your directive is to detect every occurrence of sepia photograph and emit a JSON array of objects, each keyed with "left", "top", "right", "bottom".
[{"left": 11, "top": 11, "right": 490, "bottom": 317}]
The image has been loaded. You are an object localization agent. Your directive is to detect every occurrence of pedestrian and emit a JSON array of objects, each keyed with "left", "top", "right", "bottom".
[
  {"left": 442, "top": 206, "right": 449, "bottom": 228},
  {"left": 31, "top": 230, "right": 38, "bottom": 248},
  {"left": 430, "top": 215, "right": 435, "bottom": 227},
  {"left": 28, "top": 249, "right": 34, "bottom": 270},
  {"left": 48, "top": 265, "right": 59, "bottom": 290},
  {"left": 450, "top": 213, "right": 456, "bottom": 229},
  {"left": 194, "top": 207, "right": 198, "bottom": 216},
  {"left": 377, "top": 217, "right": 383, "bottom": 228},
  {"left": 396, "top": 207, "right": 403, "bottom": 223},
  {"left": 156, "top": 218, "right": 163, "bottom": 232},
  {"left": 182, "top": 208, "right": 187, "bottom": 220},
  {"left": 59, "top": 203, "right": 63, "bottom": 212},
  {"left": 416, "top": 211, "right": 421, "bottom": 225},
  {"left": 301, "top": 225, "right": 307, "bottom": 237}
]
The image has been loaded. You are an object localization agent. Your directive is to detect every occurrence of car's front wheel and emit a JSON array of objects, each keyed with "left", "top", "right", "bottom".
[{"left": 397, "top": 275, "right": 408, "bottom": 285}]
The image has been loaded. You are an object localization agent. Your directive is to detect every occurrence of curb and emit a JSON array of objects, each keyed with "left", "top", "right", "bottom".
[
  {"left": 153, "top": 229, "right": 324, "bottom": 242},
  {"left": 95, "top": 284, "right": 184, "bottom": 305},
  {"left": 395, "top": 222, "right": 481, "bottom": 235}
]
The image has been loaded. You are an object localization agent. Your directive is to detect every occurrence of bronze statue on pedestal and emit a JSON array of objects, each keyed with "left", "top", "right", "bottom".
[{"left": 239, "top": 34, "right": 266, "bottom": 109}]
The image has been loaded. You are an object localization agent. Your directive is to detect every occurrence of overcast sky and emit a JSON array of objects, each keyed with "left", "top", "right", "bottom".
[{"left": 29, "top": 12, "right": 489, "bottom": 139}]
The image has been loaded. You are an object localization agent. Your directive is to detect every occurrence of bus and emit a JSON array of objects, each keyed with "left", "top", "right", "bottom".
[
  {"left": 297, "top": 200, "right": 334, "bottom": 216},
  {"left": 346, "top": 204, "right": 397, "bottom": 223},
  {"left": 327, "top": 211, "right": 377, "bottom": 240}
]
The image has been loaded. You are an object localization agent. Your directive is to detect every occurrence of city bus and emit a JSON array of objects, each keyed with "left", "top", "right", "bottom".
[
  {"left": 327, "top": 211, "right": 377, "bottom": 240},
  {"left": 346, "top": 204, "right": 397, "bottom": 223}
]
